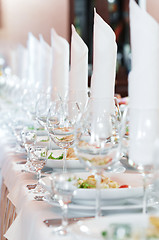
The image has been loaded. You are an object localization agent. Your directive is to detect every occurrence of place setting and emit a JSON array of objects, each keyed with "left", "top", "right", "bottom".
[{"left": 2, "top": 1, "right": 159, "bottom": 240}]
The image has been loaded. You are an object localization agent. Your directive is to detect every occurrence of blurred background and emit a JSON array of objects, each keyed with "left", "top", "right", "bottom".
[{"left": 0, "top": 0, "right": 158, "bottom": 97}]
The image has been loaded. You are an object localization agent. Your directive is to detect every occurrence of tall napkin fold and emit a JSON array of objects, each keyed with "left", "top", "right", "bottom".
[
  {"left": 10, "top": 44, "right": 28, "bottom": 80},
  {"left": 91, "top": 9, "right": 117, "bottom": 113},
  {"left": 69, "top": 25, "right": 88, "bottom": 107},
  {"left": 129, "top": 0, "right": 159, "bottom": 109},
  {"left": 90, "top": 10, "right": 117, "bottom": 139},
  {"left": 27, "top": 33, "right": 41, "bottom": 88},
  {"left": 16, "top": 45, "right": 28, "bottom": 81},
  {"left": 129, "top": 0, "right": 159, "bottom": 166},
  {"left": 39, "top": 35, "right": 52, "bottom": 94},
  {"left": 51, "top": 29, "right": 69, "bottom": 101}
]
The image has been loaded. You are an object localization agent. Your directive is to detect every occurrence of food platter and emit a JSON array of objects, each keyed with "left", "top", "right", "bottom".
[
  {"left": 69, "top": 214, "right": 153, "bottom": 240},
  {"left": 45, "top": 149, "right": 84, "bottom": 169},
  {"left": 40, "top": 172, "right": 143, "bottom": 202}
]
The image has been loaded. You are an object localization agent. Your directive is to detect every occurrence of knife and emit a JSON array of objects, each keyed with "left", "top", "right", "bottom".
[{"left": 44, "top": 216, "right": 94, "bottom": 227}]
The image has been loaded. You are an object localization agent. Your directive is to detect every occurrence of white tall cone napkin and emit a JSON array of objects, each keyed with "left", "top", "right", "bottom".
[
  {"left": 10, "top": 49, "right": 17, "bottom": 76},
  {"left": 39, "top": 35, "right": 52, "bottom": 94},
  {"left": 129, "top": 0, "right": 159, "bottom": 109},
  {"left": 17, "top": 44, "right": 28, "bottom": 81},
  {"left": 51, "top": 29, "right": 69, "bottom": 101},
  {"left": 27, "top": 33, "right": 41, "bottom": 88},
  {"left": 129, "top": 0, "right": 159, "bottom": 166},
  {"left": 90, "top": 10, "right": 117, "bottom": 139},
  {"left": 91, "top": 9, "right": 117, "bottom": 113},
  {"left": 10, "top": 45, "right": 28, "bottom": 81},
  {"left": 69, "top": 25, "right": 88, "bottom": 107},
  {"left": 129, "top": 108, "right": 159, "bottom": 166}
]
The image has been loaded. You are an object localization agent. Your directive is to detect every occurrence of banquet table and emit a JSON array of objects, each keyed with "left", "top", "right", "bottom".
[
  {"left": 0, "top": 145, "right": 158, "bottom": 240},
  {"left": 0, "top": 97, "right": 158, "bottom": 240},
  {"left": 0, "top": 148, "right": 83, "bottom": 240}
]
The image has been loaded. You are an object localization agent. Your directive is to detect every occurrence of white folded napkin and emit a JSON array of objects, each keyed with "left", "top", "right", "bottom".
[
  {"left": 10, "top": 49, "right": 17, "bottom": 76},
  {"left": 69, "top": 25, "right": 88, "bottom": 108},
  {"left": 27, "top": 33, "right": 41, "bottom": 88},
  {"left": 90, "top": 10, "right": 117, "bottom": 138},
  {"left": 10, "top": 45, "right": 28, "bottom": 80},
  {"left": 91, "top": 9, "right": 117, "bottom": 112},
  {"left": 129, "top": 108, "right": 159, "bottom": 166},
  {"left": 39, "top": 35, "right": 52, "bottom": 94},
  {"left": 128, "top": 0, "right": 159, "bottom": 166},
  {"left": 129, "top": 0, "right": 159, "bottom": 109},
  {"left": 51, "top": 29, "right": 69, "bottom": 101}
]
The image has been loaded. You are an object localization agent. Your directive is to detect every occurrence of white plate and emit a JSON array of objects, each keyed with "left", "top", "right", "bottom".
[
  {"left": 46, "top": 149, "right": 84, "bottom": 169},
  {"left": 70, "top": 214, "right": 149, "bottom": 240},
  {"left": 36, "top": 137, "right": 60, "bottom": 149},
  {"left": 44, "top": 195, "right": 155, "bottom": 212},
  {"left": 45, "top": 150, "right": 126, "bottom": 170},
  {"left": 36, "top": 130, "right": 48, "bottom": 136},
  {"left": 40, "top": 172, "right": 143, "bottom": 202},
  {"left": 73, "top": 172, "right": 143, "bottom": 201}
]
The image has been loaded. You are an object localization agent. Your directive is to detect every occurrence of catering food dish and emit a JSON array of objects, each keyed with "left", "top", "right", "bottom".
[
  {"left": 70, "top": 214, "right": 159, "bottom": 240},
  {"left": 46, "top": 149, "right": 83, "bottom": 169},
  {"left": 40, "top": 172, "right": 143, "bottom": 202},
  {"left": 75, "top": 174, "right": 127, "bottom": 189},
  {"left": 35, "top": 136, "right": 60, "bottom": 149},
  {"left": 44, "top": 195, "right": 155, "bottom": 212}
]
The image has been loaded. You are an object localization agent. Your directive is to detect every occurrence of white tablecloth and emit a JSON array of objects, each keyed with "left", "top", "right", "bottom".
[{"left": 1, "top": 152, "right": 79, "bottom": 240}]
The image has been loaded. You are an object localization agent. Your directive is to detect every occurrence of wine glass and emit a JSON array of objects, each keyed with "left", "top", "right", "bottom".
[
  {"left": 74, "top": 97, "right": 121, "bottom": 217},
  {"left": 21, "top": 128, "right": 37, "bottom": 171},
  {"left": 120, "top": 106, "right": 159, "bottom": 213},
  {"left": 21, "top": 89, "right": 40, "bottom": 121},
  {"left": 68, "top": 89, "right": 88, "bottom": 113},
  {"left": 36, "top": 93, "right": 51, "bottom": 129},
  {"left": 12, "top": 121, "right": 26, "bottom": 153},
  {"left": 47, "top": 100, "right": 80, "bottom": 172},
  {"left": 29, "top": 145, "right": 48, "bottom": 193},
  {"left": 36, "top": 93, "right": 52, "bottom": 147},
  {"left": 50, "top": 172, "right": 76, "bottom": 236}
]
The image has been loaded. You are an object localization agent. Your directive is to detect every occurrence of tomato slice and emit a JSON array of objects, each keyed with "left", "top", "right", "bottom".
[{"left": 119, "top": 185, "right": 129, "bottom": 188}]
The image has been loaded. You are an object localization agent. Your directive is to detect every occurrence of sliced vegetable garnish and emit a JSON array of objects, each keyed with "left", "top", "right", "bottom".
[
  {"left": 40, "top": 138, "right": 49, "bottom": 142},
  {"left": 101, "top": 231, "right": 108, "bottom": 238},
  {"left": 41, "top": 152, "right": 47, "bottom": 157},
  {"left": 119, "top": 185, "right": 129, "bottom": 188},
  {"left": 79, "top": 182, "right": 96, "bottom": 189},
  {"left": 27, "top": 126, "right": 34, "bottom": 130},
  {"left": 48, "top": 152, "right": 63, "bottom": 160}
]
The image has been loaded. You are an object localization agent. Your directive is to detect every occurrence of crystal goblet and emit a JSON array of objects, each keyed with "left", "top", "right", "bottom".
[
  {"left": 120, "top": 106, "right": 159, "bottom": 213},
  {"left": 75, "top": 97, "right": 121, "bottom": 217},
  {"left": 47, "top": 100, "right": 80, "bottom": 172}
]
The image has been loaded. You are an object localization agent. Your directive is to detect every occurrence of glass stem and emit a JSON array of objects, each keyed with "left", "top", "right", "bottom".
[
  {"left": 25, "top": 147, "right": 30, "bottom": 171},
  {"left": 63, "top": 149, "right": 67, "bottom": 172},
  {"left": 61, "top": 203, "right": 68, "bottom": 233},
  {"left": 37, "top": 170, "right": 41, "bottom": 185},
  {"left": 27, "top": 147, "right": 30, "bottom": 161},
  {"left": 95, "top": 173, "right": 102, "bottom": 218},
  {"left": 142, "top": 173, "right": 147, "bottom": 214},
  {"left": 48, "top": 133, "right": 51, "bottom": 150}
]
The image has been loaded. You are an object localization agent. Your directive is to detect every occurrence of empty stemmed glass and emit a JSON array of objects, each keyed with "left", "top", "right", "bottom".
[
  {"left": 50, "top": 172, "right": 76, "bottom": 236},
  {"left": 36, "top": 93, "right": 51, "bottom": 129},
  {"left": 36, "top": 93, "right": 51, "bottom": 147},
  {"left": 47, "top": 100, "right": 80, "bottom": 172},
  {"left": 75, "top": 98, "right": 121, "bottom": 217},
  {"left": 29, "top": 145, "right": 48, "bottom": 193},
  {"left": 10, "top": 120, "right": 26, "bottom": 153},
  {"left": 21, "top": 128, "right": 37, "bottom": 171},
  {"left": 21, "top": 89, "right": 40, "bottom": 121},
  {"left": 120, "top": 106, "right": 159, "bottom": 213}
]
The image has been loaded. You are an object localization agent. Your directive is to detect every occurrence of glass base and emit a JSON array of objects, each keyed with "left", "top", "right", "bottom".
[
  {"left": 52, "top": 225, "right": 70, "bottom": 236},
  {"left": 31, "top": 183, "right": 45, "bottom": 194}
]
